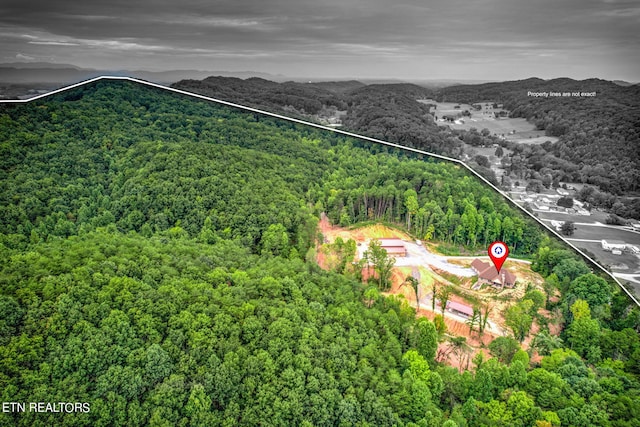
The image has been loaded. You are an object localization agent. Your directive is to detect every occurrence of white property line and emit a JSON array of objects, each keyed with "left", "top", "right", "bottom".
[{"left": 2, "top": 75, "right": 638, "bottom": 308}]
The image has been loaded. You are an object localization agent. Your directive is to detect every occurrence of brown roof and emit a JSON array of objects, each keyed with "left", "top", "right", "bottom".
[
  {"left": 471, "top": 259, "right": 490, "bottom": 272},
  {"left": 480, "top": 266, "right": 500, "bottom": 281},
  {"left": 446, "top": 301, "right": 474, "bottom": 316},
  {"left": 377, "top": 238, "right": 406, "bottom": 255},
  {"left": 472, "top": 258, "right": 516, "bottom": 286},
  {"left": 502, "top": 270, "right": 516, "bottom": 286}
]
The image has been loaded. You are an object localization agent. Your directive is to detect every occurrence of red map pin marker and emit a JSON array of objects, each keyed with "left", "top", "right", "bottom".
[{"left": 488, "top": 241, "right": 509, "bottom": 272}]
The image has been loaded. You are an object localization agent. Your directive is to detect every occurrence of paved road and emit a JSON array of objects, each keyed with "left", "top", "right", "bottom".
[
  {"left": 394, "top": 241, "right": 476, "bottom": 277},
  {"left": 613, "top": 273, "right": 640, "bottom": 285},
  {"left": 532, "top": 208, "right": 590, "bottom": 216},
  {"left": 366, "top": 239, "right": 531, "bottom": 277},
  {"left": 540, "top": 218, "right": 640, "bottom": 235},
  {"left": 447, "top": 255, "right": 531, "bottom": 264}
]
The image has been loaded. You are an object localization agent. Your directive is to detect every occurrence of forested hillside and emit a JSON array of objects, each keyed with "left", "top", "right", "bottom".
[
  {"left": 173, "top": 76, "right": 640, "bottom": 218},
  {"left": 1, "top": 79, "right": 639, "bottom": 426},
  {"left": 339, "top": 85, "right": 470, "bottom": 165},
  {"left": 173, "top": 76, "right": 352, "bottom": 116},
  {"left": 171, "top": 78, "right": 489, "bottom": 181},
  {"left": 0, "top": 80, "right": 537, "bottom": 254}
]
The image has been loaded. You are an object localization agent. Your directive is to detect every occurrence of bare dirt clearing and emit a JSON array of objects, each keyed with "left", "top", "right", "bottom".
[{"left": 317, "top": 218, "right": 553, "bottom": 357}]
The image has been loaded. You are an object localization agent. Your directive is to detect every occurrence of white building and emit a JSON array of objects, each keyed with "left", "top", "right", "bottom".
[
  {"left": 550, "top": 220, "right": 564, "bottom": 231},
  {"left": 601, "top": 240, "right": 626, "bottom": 251}
]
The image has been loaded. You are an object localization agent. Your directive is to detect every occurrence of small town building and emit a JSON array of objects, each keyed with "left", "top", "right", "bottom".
[
  {"left": 434, "top": 299, "right": 474, "bottom": 318},
  {"left": 446, "top": 300, "right": 474, "bottom": 318},
  {"left": 471, "top": 259, "right": 517, "bottom": 288},
  {"left": 601, "top": 240, "right": 626, "bottom": 251},
  {"left": 378, "top": 238, "right": 407, "bottom": 257}
]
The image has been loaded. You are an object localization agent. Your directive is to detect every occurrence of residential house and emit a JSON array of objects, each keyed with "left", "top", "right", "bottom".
[{"left": 471, "top": 258, "right": 517, "bottom": 288}]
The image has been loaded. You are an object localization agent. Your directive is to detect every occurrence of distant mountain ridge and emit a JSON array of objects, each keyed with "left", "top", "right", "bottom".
[
  {"left": 171, "top": 76, "right": 358, "bottom": 115},
  {"left": 612, "top": 80, "right": 635, "bottom": 87},
  {"left": 0, "top": 62, "right": 84, "bottom": 70},
  {"left": 436, "top": 77, "right": 639, "bottom": 103},
  {"left": 0, "top": 63, "right": 288, "bottom": 84}
]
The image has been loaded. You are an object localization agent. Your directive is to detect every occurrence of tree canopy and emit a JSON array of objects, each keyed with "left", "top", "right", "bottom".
[{"left": 0, "top": 79, "right": 638, "bottom": 426}]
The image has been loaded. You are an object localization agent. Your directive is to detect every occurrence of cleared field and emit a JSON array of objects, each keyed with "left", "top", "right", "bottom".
[
  {"left": 570, "top": 224, "right": 640, "bottom": 246},
  {"left": 422, "top": 99, "right": 561, "bottom": 144},
  {"left": 545, "top": 220, "right": 640, "bottom": 279},
  {"left": 418, "top": 100, "right": 474, "bottom": 113},
  {"left": 427, "top": 101, "right": 532, "bottom": 131},
  {"left": 531, "top": 209, "right": 604, "bottom": 223},
  {"left": 506, "top": 134, "right": 560, "bottom": 145},
  {"left": 568, "top": 241, "right": 639, "bottom": 270},
  {"left": 466, "top": 144, "right": 508, "bottom": 158},
  {"left": 322, "top": 221, "right": 556, "bottom": 345},
  {"left": 448, "top": 116, "right": 535, "bottom": 135},
  {"left": 534, "top": 213, "right": 640, "bottom": 256},
  {"left": 322, "top": 221, "right": 408, "bottom": 243}
]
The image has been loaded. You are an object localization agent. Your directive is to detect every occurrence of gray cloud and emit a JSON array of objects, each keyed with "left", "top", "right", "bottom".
[{"left": 0, "top": 0, "right": 638, "bottom": 80}]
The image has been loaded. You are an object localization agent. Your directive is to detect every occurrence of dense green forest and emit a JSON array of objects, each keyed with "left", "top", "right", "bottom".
[
  {"left": 0, "top": 80, "right": 538, "bottom": 254},
  {"left": 1, "top": 79, "right": 639, "bottom": 426},
  {"left": 173, "top": 76, "right": 640, "bottom": 219},
  {"left": 171, "top": 78, "right": 475, "bottom": 174}
]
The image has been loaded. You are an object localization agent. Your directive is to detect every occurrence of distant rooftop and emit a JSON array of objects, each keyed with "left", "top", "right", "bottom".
[{"left": 378, "top": 238, "right": 405, "bottom": 247}]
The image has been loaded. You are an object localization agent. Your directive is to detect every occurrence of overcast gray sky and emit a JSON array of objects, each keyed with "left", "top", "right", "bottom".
[{"left": 1, "top": 0, "right": 639, "bottom": 81}]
